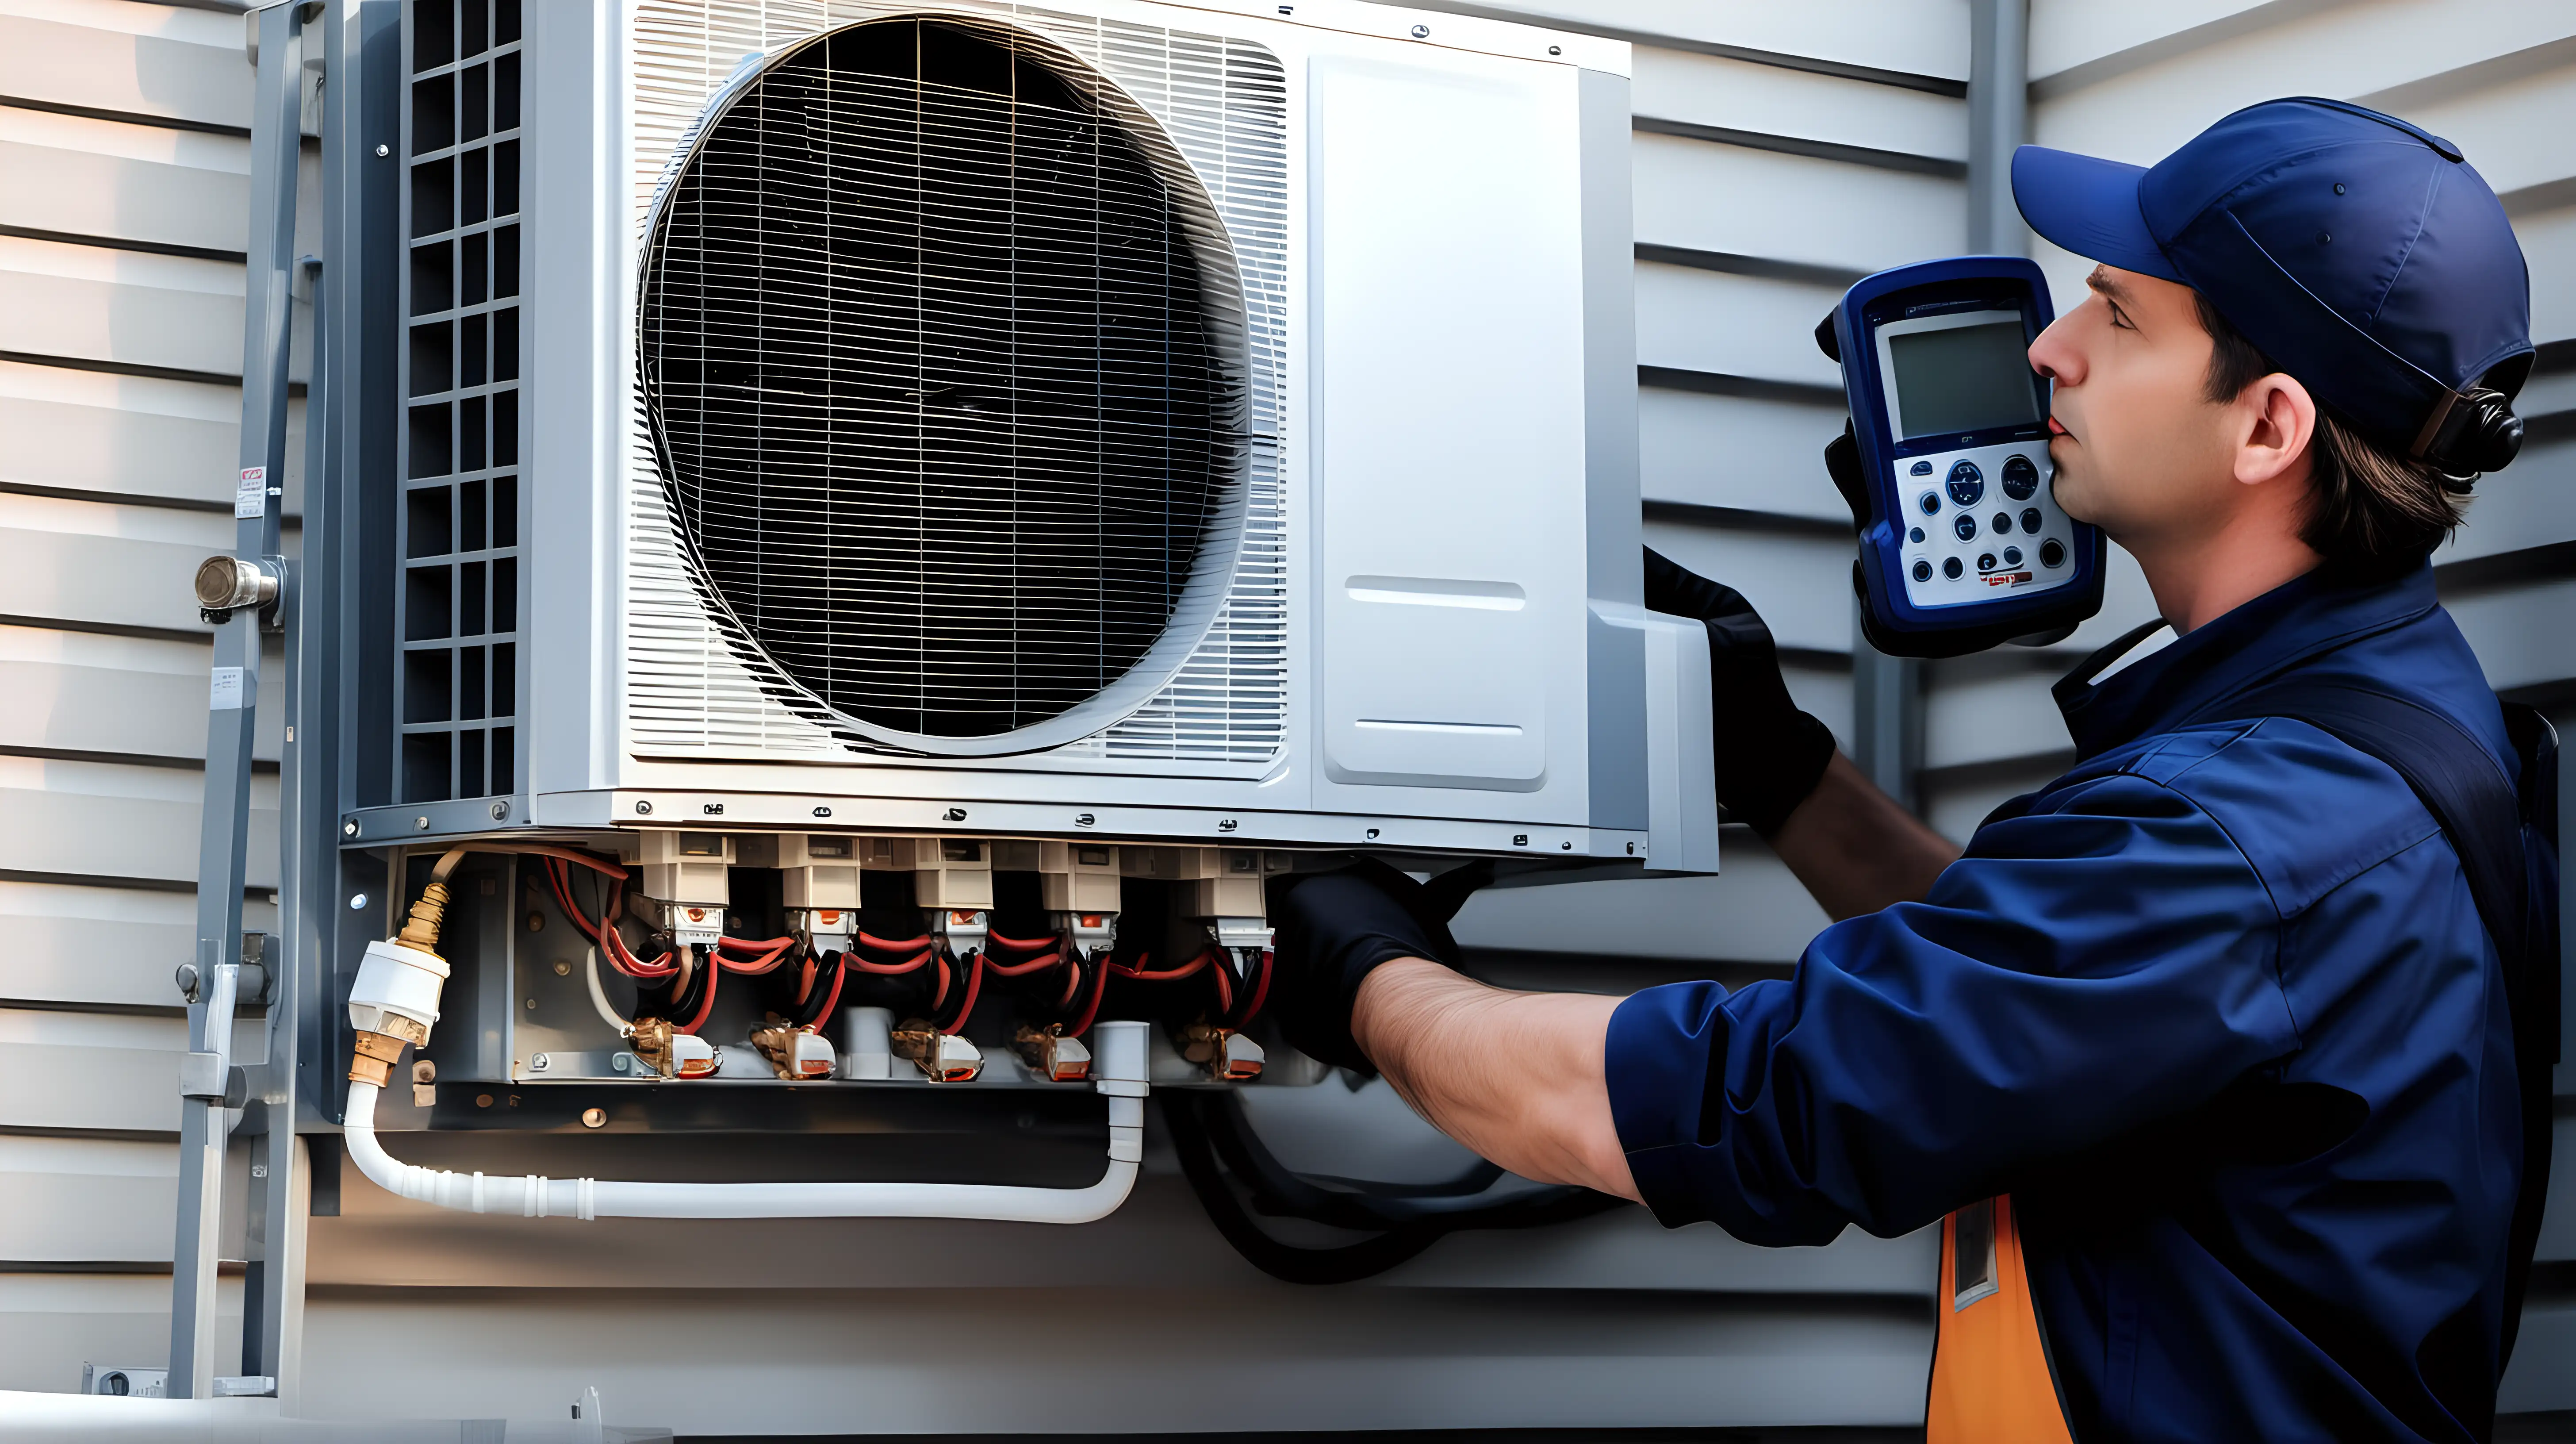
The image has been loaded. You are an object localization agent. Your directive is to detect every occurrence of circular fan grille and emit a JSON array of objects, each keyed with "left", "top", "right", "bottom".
[{"left": 641, "top": 19, "right": 1238, "bottom": 744}]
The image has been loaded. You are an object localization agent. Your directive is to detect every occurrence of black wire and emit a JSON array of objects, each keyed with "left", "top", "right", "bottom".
[{"left": 1163, "top": 1092, "right": 1632, "bottom": 1284}]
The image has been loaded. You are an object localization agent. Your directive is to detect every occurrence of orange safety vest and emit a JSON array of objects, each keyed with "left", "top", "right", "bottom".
[{"left": 1926, "top": 1195, "right": 2076, "bottom": 1444}]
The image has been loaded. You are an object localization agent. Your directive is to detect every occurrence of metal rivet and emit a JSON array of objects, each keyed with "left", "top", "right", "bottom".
[
  {"left": 1410, "top": 22, "right": 1430, "bottom": 37},
  {"left": 1548, "top": 44, "right": 1561, "bottom": 55},
  {"left": 1217, "top": 818, "right": 1238, "bottom": 833},
  {"left": 528, "top": 911, "right": 545, "bottom": 933},
  {"left": 349, "top": 892, "right": 368, "bottom": 910},
  {"left": 2333, "top": 182, "right": 2346, "bottom": 195},
  {"left": 552, "top": 960, "right": 570, "bottom": 975},
  {"left": 530, "top": 1052, "right": 549, "bottom": 1070},
  {"left": 613, "top": 1053, "right": 633, "bottom": 1073},
  {"left": 813, "top": 805, "right": 832, "bottom": 818},
  {"left": 581, "top": 1107, "right": 606, "bottom": 1129},
  {"left": 475, "top": 1093, "right": 494, "bottom": 1108},
  {"left": 525, "top": 998, "right": 538, "bottom": 1011},
  {"left": 1512, "top": 833, "right": 1529, "bottom": 847},
  {"left": 375, "top": 143, "right": 389, "bottom": 157},
  {"left": 490, "top": 800, "right": 510, "bottom": 820},
  {"left": 1365, "top": 827, "right": 1380, "bottom": 841},
  {"left": 1075, "top": 812, "right": 1095, "bottom": 827},
  {"left": 636, "top": 800, "right": 654, "bottom": 815},
  {"left": 342, "top": 819, "right": 360, "bottom": 838},
  {"left": 1561, "top": 840, "right": 1574, "bottom": 850},
  {"left": 943, "top": 807, "right": 968, "bottom": 822},
  {"left": 1625, "top": 841, "right": 1636, "bottom": 855},
  {"left": 251, "top": 1164, "right": 267, "bottom": 1179},
  {"left": 414, "top": 815, "right": 431, "bottom": 831}
]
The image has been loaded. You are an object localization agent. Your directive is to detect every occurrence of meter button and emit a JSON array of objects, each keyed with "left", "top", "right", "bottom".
[
  {"left": 1952, "top": 515, "right": 1978, "bottom": 543},
  {"left": 1945, "top": 461, "right": 1985, "bottom": 507},
  {"left": 1909, "top": 526, "right": 1926, "bottom": 544},
  {"left": 2020, "top": 507, "right": 2043, "bottom": 534},
  {"left": 1943, "top": 557, "right": 1964, "bottom": 580},
  {"left": 1993, "top": 512, "right": 2012, "bottom": 535},
  {"left": 2003, "top": 545, "right": 2024, "bottom": 568},
  {"left": 1977, "top": 552, "right": 1997, "bottom": 573},
  {"left": 1910, "top": 459, "right": 1935, "bottom": 476},
  {"left": 2001, "top": 453, "right": 2041, "bottom": 500},
  {"left": 1918, "top": 491, "right": 1941, "bottom": 516},
  {"left": 1912, "top": 559, "right": 1934, "bottom": 583},
  {"left": 2040, "top": 539, "right": 2067, "bottom": 568}
]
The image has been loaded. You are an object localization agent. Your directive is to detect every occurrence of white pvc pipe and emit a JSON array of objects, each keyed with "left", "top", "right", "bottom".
[{"left": 339, "top": 1022, "right": 1149, "bottom": 1225}]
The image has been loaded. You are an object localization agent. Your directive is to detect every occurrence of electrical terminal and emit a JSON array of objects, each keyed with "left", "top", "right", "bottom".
[
  {"left": 900, "top": 838, "right": 994, "bottom": 912},
  {"left": 630, "top": 895, "right": 724, "bottom": 952},
  {"left": 750, "top": 1018, "right": 837, "bottom": 1079},
  {"left": 1177, "top": 1021, "right": 1265, "bottom": 1082},
  {"left": 935, "top": 907, "right": 989, "bottom": 960},
  {"left": 1012, "top": 1022, "right": 1092, "bottom": 1083},
  {"left": 1038, "top": 840, "right": 1121, "bottom": 913},
  {"left": 1123, "top": 848, "right": 1290, "bottom": 920},
  {"left": 793, "top": 906, "right": 854, "bottom": 955},
  {"left": 628, "top": 1017, "right": 720, "bottom": 1079},
  {"left": 892, "top": 1021, "right": 983, "bottom": 1082},
  {"left": 1061, "top": 910, "right": 1116, "bottom": 961}
]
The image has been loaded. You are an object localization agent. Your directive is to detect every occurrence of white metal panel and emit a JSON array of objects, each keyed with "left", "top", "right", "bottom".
[
  {"left": 1633, "top": 131, "right": 1966, "bottom": 275},
  {"left": 0, "top": 756, "right": 278, "bottom": 889},
  {"left": 0, "top": 1138, "right": 179, "bottom": 1263},
  {"left": 1312, "top": 49, "right": 1588, "bottom": 793}
]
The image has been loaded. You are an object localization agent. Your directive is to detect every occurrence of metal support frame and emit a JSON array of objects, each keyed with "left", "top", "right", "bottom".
[{"left": 170, "top": 0, "right": 313, "bottom": 1400}]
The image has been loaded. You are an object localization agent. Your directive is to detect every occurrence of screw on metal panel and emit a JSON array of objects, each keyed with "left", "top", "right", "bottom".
[
  {"left": 375, "top": 143, "right": 389, "bottom": 157},
  {"left": 1075, "top": 813, "right": 1095, "bottom": 827},
  {"left": 530, "top": 1053, "right": 549, "bottom": 1070},
  {"left": 613, "top": 1053, "right": 632, "bottom": 1073},
  {"left": 528, "top": 911, "right": 545, "bottom": 932},
  {"left": 251, "top": 1164, "right": 267, "bottom": 1179},
  {"left": 1410, "top": 23, "right": 1429, "bottom": 37},
  {"left": 1513, "top": 834, "right": 1529, "bottom": 847},
  {"left": 636, "top": 800, "right": 654, "bottom": 815},
  {"left": 1625, "top": 841, "right": 1635, "bottom": 854},
  {"left": 581, "top": 1108, "right": 606, "bottom": 1129},
  {"left": 943, "top": 807, "right": 968, "bottom": 822},
  {"left": 414, "top": 815, "right": 430, "bottom": 831},
  {"left": 1549, "top": 44, "right": 1561, "bottom": 55},
  {"left": 525, "top": 998, "right": 538, "bottom": 1010},
  {"left": 342, "top": 819, "right": 359, "bottom": 838},
  {"left": 552, "top": 960, "right": 570, "bottom": 975},
  {"left": 1561, "top": 841, "right": 1574, "bottom": 850},
  {"left": 1365, "top": 827, "right": 1380, "bottom": 840},
  {"left": 490, "top": 800, "right": 509, "bottom": 820},
  {"left": 813, "top": 805, "right": 832, "bottom": 818},
  {"left": 175, "top": 963, "right": 201, "bottom": 1002},
  {"left": 349, "top": 893, "right": 368, "bottom": 910},
  {"left": 1217, "top": 818, "right": 1238, "bottom": 833},
  {"left": 475, "top": 1093, "right": 493, "bottom": 1108}
]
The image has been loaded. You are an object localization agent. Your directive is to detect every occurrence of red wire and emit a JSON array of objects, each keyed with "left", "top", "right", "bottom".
[
  {"left": 856, "top": 930, "right": 932, "bottom": 952},
  {"left": 981, "top": 952, "right": 1062, "bottom": 976},
  {"left": 804, "top": 955, "right": 847, "bottom": 1026},
  {"left": 1064, "top": 950, "right": 1116, "bottom": 1037},
  {"left": 850, "top": 950, "right": 932, "bottom": 975},
  {"left": 718, "top": 934, "right": 793, "bottom": 952},
  {"left": 547, "top": 860, "right": 674, "bottom": 979},
  {"left": 1207, "top": 949, "right": 1233, "bottom": 1015},
  {"left": 1234, "top": 949, "right": 1274, "bottom": 1027},
  {"left": 985, "top": 929, "right": 1058, "bottom": 952},
  {"left": 716, "top": 943, "right": 792, "bottom": 975},
  {"left": 676, "top": 948, "right": 719, "bottom": 1035},
  {"left": 938, "top": 950, "right": 983, "bottom": 1036},
  {"left": 1110, "top": 951, "right": 1206, "bottom": 983}
]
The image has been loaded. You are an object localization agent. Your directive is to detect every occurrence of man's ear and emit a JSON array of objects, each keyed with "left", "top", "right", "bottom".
[{"left": 2234, "top": 371, "right": 2319, "bottom": 488}]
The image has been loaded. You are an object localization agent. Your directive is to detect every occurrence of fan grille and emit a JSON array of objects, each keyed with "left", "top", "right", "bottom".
[{"left": 640, "top": 19, "right": 1237, "bottom": 741}]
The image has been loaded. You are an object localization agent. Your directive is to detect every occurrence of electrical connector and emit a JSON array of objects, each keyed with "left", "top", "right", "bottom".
[
  {"left": 751, "top": 1019, "right": 836, "bottom": 1079},
  {"left": 346, "top": 937, "right": 450, "bottom": 1086},
  {"left": 1012, "top": 1022, "right": 1091, "bottom": 1082},
  {"left": 628, "top": 1017, "right": 719, "bottom": 1079},
  {"left": 892, "top": 1020, "right": 982, "bottom": 1082},
  {"left": 1178, "top": 1021, "right": 1265, "bottom": 1082}
]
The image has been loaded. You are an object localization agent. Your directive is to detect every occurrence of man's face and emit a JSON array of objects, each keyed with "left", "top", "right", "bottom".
[{"left": 2025, "top": 266, "right": 2241, "bottom": 548}]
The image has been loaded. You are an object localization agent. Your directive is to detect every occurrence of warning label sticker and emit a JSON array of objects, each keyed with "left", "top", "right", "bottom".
[
  {"left": 1984, "top": 571, "right": 2035, "bottom": 588},
  {"left": 209, "top": 665, "right": 246, "bottom": 710},
  {"left": 234, "top": 466, "right": 267, "bottom": 520}
]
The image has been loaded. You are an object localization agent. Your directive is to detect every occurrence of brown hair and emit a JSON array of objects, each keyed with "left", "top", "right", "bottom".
[{"left": 2193, "top": 292, "right": 2472, "bottom": 578}]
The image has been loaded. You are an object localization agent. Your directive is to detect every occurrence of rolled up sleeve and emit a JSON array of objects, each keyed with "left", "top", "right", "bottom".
[{"left": 1603, "top": 771, "right": 2300, "bottom": 1245}]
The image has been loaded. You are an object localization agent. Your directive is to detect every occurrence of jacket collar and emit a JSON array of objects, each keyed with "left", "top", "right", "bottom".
[{"left": 2053, "top": 562, "right": 2440, "bottom": 762}]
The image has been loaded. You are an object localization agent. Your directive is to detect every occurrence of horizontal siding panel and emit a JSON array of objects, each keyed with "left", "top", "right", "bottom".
[
  {"left": 0, "top": 235, "right": 286, "bottom": 384},
  {"left": 2354, "top": 54, "right": 2576, "bottom": 201},
  {"left": 0, "top": 755, "right": 278, "bottom": 888},
  {"left": 1456, "top": 840, "right": 1833, "bottom": 965},
  {"left": 1923, "top": 667, "right": 2078, "bottom": 774},
  {"left": 0, "top": 1009, "right": 186, "bottom": 1134},
  {"left": 0, "top": 526, "right": 221, "bottom": 635},
  {"left": 0, "top": 135, "right": 245, "bottom": 257},
  {"left": 1633, "top": 131, "right": 1966, "bottom": 277},
  {"left": 0, "top": 10, "right": 251, "bottom": 134},
  {"left": 1642, "top": 518, "right": 1853, "bottom": 655},
  {"left": 2515, "top": 202, "right": 2576, "bottom": 341},
  {"left": 1641, "top": 386, "right": 1849, "bottom": 520},
  {"left": 0, "top": 1137, "right": 176, "bottom": 1263},
  {"left": 2027, "top": 0, "right": 2276, "bottom": 83},
  {"left": 0, "top": 377, "right": 304, "bottom": 513},
  {"left": 2437, "top": 433, "right": 2576, "bottom": 567},
  {"left": 2443, "top": 578, "right": 2576, "bottom": 694},
  {"left": 1450, "top": 0, "right": 1970, "bottom": 81},
  {"left": 2030, "top": 4, "right": 2576, "bottom": 164},
  {"left": 1636, "top": 262, "right": 1845, "bottom": 389},
  {"left": 0, "top": 1273, "right": 242, "bottom": 1394},
  {"left": 1631, "top": 48, "right": 1968, "bottom": 161},
  {"left": 0, "top": 880, "right": 280, "bottom": 1011},
  {"left": 0, "top": 653, "right": 284, "bottom": 764}
]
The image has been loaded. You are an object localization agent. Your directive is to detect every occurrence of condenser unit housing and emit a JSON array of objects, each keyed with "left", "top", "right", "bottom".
[{"left": 356, "top": 0, "right": 1702, "bottom": 867}]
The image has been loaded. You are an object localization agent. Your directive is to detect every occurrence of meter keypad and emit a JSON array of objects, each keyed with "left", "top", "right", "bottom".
[
  {"left": 1894, "top": 440, "right": 2074, "bottom": 610},
  {"left": 1945, "top": 461, "right": 1986, "bottom": 507}
]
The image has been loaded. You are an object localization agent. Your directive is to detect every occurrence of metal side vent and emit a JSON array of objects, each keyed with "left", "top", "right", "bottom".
[{"left": 639, "top": 17, "right": 1247, "bottom": 753}]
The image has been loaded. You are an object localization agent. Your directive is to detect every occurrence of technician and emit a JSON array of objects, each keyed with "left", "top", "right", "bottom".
[{"left": 1268, "top": 100, "right": 2548, "bottom": 1443}]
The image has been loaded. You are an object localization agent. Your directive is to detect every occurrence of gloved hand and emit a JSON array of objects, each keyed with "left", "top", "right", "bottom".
[
  {"left": 1264, "top": 859, "right": 1485, "bottom": 1075},
  {"left": 1643, "top": 545, "right": 1838, "bottom": 836}
]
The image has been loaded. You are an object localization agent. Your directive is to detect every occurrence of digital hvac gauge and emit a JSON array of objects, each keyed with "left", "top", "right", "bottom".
[{"left": 1817, "top": 257, "right": 2106, "bottom": 658}]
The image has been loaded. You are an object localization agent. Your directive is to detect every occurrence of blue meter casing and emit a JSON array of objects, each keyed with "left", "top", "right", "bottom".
[{"left": 1817, "top": 256, "right": 2106, "bottom": 659}]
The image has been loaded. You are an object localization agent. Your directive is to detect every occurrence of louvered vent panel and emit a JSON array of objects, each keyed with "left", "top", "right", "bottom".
[{"left": 626, "top": 1, "right": 1289, "bottom": 767}]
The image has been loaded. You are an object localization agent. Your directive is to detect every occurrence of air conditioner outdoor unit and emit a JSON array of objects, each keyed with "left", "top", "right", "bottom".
[{"left": 356, "top": 0, "right": 1714, "bottom": 871}]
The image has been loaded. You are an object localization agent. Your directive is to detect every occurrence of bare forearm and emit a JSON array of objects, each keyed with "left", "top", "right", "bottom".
[
  {"left": 1767, "top": 751, "right": 1961, "bottom": 919},
  {"left": 1350, "top": 958, "right": 1641, "bottom": 1203}
]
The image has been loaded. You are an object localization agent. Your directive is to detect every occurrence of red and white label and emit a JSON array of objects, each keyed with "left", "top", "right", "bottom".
[{"left": 1984, "top": 571, "right": 2034, "bottom": 588}]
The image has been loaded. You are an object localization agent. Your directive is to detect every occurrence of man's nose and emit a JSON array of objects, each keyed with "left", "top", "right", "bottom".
[{"left": 2028, "top": 314, "right": 2082, "bottom": 388}]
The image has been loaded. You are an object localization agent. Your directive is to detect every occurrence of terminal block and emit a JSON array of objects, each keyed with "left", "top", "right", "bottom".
[
  {"left": 891, "top": 1020, "right": 983, "bottom": 1083},
  {"left": 750, "top": 1019, "right": 837, "bottom": 1079},
  {"left": 632, "top": 831, "right": 732, "bottom": 949},
  {"left": 629, "top": 1017, "right": 719, "bottom": 1079},
  {"left": 1012, "top": 1022, "right": 1092, "bottom": 1083},
  {"left": 767, "top": 833, "right": 861, "bottom": 950},
  {"left": 1177, "top": 1021, "right": 1265, "bottom": 1082}
]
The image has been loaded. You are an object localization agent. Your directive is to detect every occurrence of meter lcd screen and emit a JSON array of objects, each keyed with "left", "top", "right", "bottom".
[{"left": 1882, "top": 317, "right": 2043, "bottom": 440}]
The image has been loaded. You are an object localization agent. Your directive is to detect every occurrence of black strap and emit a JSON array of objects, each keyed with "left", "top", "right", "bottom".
[{"left": 2211, "top": 680, "right": 2558, "bottom": 1375}]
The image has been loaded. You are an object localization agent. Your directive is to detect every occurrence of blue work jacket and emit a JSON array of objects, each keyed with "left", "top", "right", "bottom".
[{"left": 1607, "top": 562, "right": 2525, "bottom": 1443}]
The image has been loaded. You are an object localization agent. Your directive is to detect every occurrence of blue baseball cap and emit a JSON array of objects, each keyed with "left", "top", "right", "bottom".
[{"left": 2012, "top": 97, "right": 2532, "bottom": 470}]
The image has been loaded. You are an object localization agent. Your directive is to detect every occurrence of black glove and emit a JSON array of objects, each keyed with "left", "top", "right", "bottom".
[
  {"left": 1264, "top": 859, "right": 1486, "bottom": 1075},
  {"left": 1642, "top": 545, "right": 1838, "bottom": 836}
]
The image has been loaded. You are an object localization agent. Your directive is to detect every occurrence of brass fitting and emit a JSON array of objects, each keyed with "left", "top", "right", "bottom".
[
  {"left": 347, "top": 1022, "right": 422, "bottom": 1087},
  {"left": 750, "top": 1017, "right": 836, "bottom": 1079},
  {"left": 1011, "top": 1022, "right": 1091, "bottom": 1083},
  {"left": 892, "top": 1020, "right": 983, "bottom": 1083},
  {"left": 396, "top": 880, "right": 451, "bottom": 954},
  {"left": 1177, "top": 1021, "right": 1265, "bottom": 1082},
  {"left": 627, "top": 1017, "right": 718, "bottom": 1079}
]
